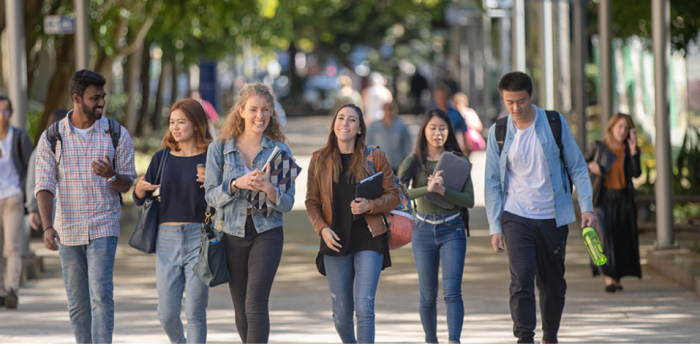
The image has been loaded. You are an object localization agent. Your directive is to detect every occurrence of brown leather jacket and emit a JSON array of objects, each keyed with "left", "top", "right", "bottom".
[{"left": 305, "top": 147, "right": 399, "bottom": 238}]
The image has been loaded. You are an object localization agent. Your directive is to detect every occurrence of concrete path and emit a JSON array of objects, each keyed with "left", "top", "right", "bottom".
[{"left": 1, "top": 115, "right": 699, "bottom": 343}]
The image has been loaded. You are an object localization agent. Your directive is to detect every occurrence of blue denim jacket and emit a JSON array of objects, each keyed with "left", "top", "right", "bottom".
[
  {"left": 484, "top": 106, "right": 594, "bottom": 235},
  {"left": 204, "top": 135, "right": 295, "bottom": 237}
]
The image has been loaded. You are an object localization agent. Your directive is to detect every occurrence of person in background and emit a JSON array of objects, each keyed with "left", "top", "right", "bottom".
[
  {"left": 204, "top": 83, "right": 294, "bottom": 344},
  {"left": 452, "top": 92, "right": 485, "bottom": 152},
  {"left": 134, "top": 99, "right": 213, "bottom": 343},
  {"left": 331, "top": 75, "right": 363, "bottom": 115},
  {"left": 399, "top": 109, "right": 474, "bottom": 344},
  {"left": 585, "top": 113, "right": 642, "bottom": 293},
  {"left": 430, "top": 85, "right": 467, "bottom": 154},
  {"left": 362, "top": 72, "right": 393, "bottom": 127},
  {"left": 190, "top": 91, "right": 219, "bottom": 139},
  {"left": 365, "top": 100, "right": 412, "bottom": 173},
  {"left": 274, "top": 98, "right": 287, "bottom": 128},
  {"left": 306, "top": 103, "right": 398, "bottom": 344},
  {"left": 410, "top": 70, "right": 428, "bottom": 115},
  {"left": 26, "top": 109, "right": 68, "bottom": 235},
  {"left": 0, "top": 95, "right": 33, "bottom": 310}
]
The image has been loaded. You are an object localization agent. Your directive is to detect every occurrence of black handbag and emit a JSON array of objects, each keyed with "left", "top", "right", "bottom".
[
  {"left": 194, "top": 206, "right": 235, "bottom": 287},
  {"left": 129, "top": 149, "right": 169, "bottom": 253}
]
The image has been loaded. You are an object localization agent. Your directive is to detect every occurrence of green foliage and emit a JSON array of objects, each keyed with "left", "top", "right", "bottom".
[
  {"left": 587, "top": 0, "right": 700, "bottom": 55},
  {"left": 692, "top": 239, "right": 700, "bottom": 254},
  {"left": 27, "top": 107, "right": 44, "bottom": 144},
  {"left": 673, "top": 202, "right": 700, "bottom": 224},
  {"left": 675, "top": 125, "right": 700, "bottom": 195}
]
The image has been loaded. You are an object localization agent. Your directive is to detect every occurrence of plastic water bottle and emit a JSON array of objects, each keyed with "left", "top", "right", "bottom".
[{"left": 582, "top": 227, "right": 607, "bottom": 266}]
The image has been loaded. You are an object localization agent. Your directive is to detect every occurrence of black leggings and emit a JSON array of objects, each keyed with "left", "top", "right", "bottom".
[{"left": 223, "top": 216, "right": 284, "bottom": 344}]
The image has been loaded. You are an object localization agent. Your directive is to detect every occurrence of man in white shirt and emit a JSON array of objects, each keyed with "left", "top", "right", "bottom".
[
  {"left": 0, "top": 96, "right": 33, "bottom": 310},
  {"left": 484, "top": 72, "right": 597, "bottom": 344}
]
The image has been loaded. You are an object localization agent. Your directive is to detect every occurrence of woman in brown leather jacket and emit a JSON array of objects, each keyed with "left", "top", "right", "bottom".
[{"left": 305, "top": 103, "right": 399, "bottom": 344}]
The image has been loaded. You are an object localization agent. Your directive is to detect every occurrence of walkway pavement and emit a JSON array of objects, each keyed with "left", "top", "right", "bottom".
[{"left": 1, "top": 115, "right": 699, "bottom": 343}]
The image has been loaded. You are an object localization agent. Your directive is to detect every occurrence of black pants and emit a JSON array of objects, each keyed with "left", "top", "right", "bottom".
[
  {"left": 502, "top": 212, "right": 568, "bottom": 344},
  {"left": 223, "top": 216, "right": 284, "bottom": 344}
]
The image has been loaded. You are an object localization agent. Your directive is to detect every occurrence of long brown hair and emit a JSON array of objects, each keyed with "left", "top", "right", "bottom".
[
  {"left": 219, "top": 83, "right": 286, "bottom": 143},
  {"left": 400, "top": 109, "right": 461, "bottom": 187},
  {"left": 162, "top": 99, "right": 213, "bottom": 152},
  {"left": 603, "top": 113, "right": 635, "bottom": 145},
  {"left": 313, "top": 103, "right": 368, "bottom": 184}
]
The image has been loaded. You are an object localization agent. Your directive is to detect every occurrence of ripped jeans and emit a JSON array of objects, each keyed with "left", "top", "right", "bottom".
[{"left": 323, "top": 251, "right": 383, "bottom": 344}]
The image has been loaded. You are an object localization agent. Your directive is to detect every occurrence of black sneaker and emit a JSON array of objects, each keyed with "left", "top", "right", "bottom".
[{"left": 5, "top": 290, "right": 18, "bottom": 309}]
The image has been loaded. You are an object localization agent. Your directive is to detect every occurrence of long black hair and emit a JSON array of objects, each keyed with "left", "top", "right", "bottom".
[{"left": 400, "top": 109, "right": 461, "bottom": 187}]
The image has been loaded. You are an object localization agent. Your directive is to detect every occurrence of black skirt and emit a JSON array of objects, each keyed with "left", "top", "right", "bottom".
[{"left": 591, "top": 188, "right": 642, "bottom": 280}]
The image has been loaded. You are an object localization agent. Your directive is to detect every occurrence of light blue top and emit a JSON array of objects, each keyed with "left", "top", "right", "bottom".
[
  {"left": 484, "top": 105, "right": 593, "bottom": 235},
  {"left": 204, "top": 135, "right": 295, "bottom": 237}
]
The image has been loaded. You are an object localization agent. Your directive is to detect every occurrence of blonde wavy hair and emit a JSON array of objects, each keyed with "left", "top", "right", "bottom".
[{"left": 219, "top": 83, "right": 286, "bottom": 143}]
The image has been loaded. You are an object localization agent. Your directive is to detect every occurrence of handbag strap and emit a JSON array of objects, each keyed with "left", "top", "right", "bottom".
[
  {"left": 151, "top": 149, "right": 169, "bottom": 198},
  {"left": 204, "top": 205, "right": 213, "bottom": 225}
]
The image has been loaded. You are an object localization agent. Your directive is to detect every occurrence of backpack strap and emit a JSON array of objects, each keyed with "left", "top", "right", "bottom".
[
  {"left": 47, "top": 121, "right": 62, "bottom": 155},
  {"left": 106, "top": 118, "right": 121, "bottom": 150},
  {"left": 495, "top": 117, "right": 507, "bottom": 153},
  {"left": 105, "top": 118, "right": 124, "bottom": 205},
  {"left": 365, "top": 145, "right": 378, "bottom": 175},
  {"left": 544, "top": 110, "right": 571, "bottom": 193}
]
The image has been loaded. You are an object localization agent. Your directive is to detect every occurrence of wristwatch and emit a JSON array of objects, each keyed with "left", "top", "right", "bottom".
[
  {"left": 107, "top": 174, "right": 117, "bottom": 183},
  {"left": 231, "top": 178, "right": 238, "bottom": 191}
]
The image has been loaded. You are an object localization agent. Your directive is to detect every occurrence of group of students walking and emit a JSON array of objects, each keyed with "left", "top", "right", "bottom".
[{"left": 18, "top": 68, "right": 643, "bottom": 344}]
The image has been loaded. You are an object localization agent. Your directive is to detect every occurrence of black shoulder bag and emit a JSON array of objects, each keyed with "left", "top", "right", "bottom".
[{"left": 129, "top": 149, "right": 169, "bottom": 253}]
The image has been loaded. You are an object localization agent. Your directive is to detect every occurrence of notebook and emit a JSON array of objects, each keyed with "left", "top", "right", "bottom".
[
  {"left": 424, "top": 151, "right": 472, "bottom": 209},
  {"left": 247, "top": 147, "right": 302, "bottom": 217},
  {"left": 353, "top": 171, "right": 384, "bottom": 221}
]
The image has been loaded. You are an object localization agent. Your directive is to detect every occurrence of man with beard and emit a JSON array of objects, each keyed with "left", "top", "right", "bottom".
[{"left": 34, "top": 69, "right": 136, "bottom": 343}]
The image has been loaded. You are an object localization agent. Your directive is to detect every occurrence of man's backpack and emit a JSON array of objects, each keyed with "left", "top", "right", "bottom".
[
  {"left": 494, "top": 110, "right": 573, "bottom": 193},
  {"left": 46, "top": 118, "right": 123, "bottom": 203},
  {"left": 47, "top": 118, "right": 121, "bottom": 160}
]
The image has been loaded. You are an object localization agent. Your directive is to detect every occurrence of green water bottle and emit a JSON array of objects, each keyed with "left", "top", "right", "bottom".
[{"left": 582, "top": 227, "right": 607, "bottom": 266}]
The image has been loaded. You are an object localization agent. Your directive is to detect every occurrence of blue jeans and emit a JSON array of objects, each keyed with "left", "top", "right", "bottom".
[
  {"left": 324, "top": 251, "right": 384, "bottom": 344},
  {"left": 412, "top": 212, "right": 467, "bottom": 343},
  {"left": 156, "top": 224, "right": 209, "bottom": 344},
  {"left": 58, "top": 236, "right": 118, "bottom": 344}
]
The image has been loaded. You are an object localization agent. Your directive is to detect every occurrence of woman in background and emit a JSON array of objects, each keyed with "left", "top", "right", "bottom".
[{"left": 585, "top": 113, "right": 642, "bottom": 293}]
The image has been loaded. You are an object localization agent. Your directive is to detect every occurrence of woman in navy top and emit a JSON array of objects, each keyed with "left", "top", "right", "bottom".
[{"left": 133, "top": 99, "right": 213, "bottom": 343}]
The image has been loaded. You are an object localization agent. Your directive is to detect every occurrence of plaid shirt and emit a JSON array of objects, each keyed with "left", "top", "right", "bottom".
[{"left": 34, "top": 114, "right": 137, "bottom": 246}]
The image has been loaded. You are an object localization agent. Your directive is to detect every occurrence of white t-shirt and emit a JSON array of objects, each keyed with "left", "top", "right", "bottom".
[
  {"left": 0, "top": 127, "right": 22, "bottom": 199},
  {"left": 504, "top": 114, "right": 556, "bottom": 219},
  {"left": 74, "top": 124, "right": 94, "bottom": 141}
]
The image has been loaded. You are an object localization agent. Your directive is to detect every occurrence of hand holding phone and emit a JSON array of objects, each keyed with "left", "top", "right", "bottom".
[{"left": 627, "top": 128, "right": 637, "bottom": 154}]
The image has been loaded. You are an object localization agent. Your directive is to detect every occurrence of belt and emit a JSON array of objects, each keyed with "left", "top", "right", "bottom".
[{"left": 415, "top": 212, "right": 460, "bottom": 225}]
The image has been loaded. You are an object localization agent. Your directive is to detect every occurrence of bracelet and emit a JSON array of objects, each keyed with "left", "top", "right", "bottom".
[{"left": 43, "top": 226, "right": 54, "bottom": 232}]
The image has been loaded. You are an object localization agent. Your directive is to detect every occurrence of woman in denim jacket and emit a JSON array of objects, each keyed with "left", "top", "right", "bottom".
[
  {"left": 305, "top": 103, "right": 398, "bottom": 344},
  {"left": 133, "top": 99, "right": 213, "bottom": 343},
  {"left": 204, "top": 83, "right": 294, "bottom": 344},
  {"left": 398, "top": 109, "right": 474, "bottom": 344}
]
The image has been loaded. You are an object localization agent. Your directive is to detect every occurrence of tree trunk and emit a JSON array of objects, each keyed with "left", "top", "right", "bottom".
[
  {"left": 152, "top": 61, "right": 171, "bottom": 132},
  {"left": 287, "top": 44, "right": 302, "bottom": 104},
  {"left": 36, "top": 35, "right": 75, "bottom": 144},
  {"left": 171, "top": 61, "right": 178, "bottom": 103},
  {"left": 92, "top": 49, "right": 117, "bottom": 95},
  {"left": 123, "top": 45, "right": 143, "bottom": 133},
  {"left": 136, "top": 42, "right": 151, "bottom": 136}
]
